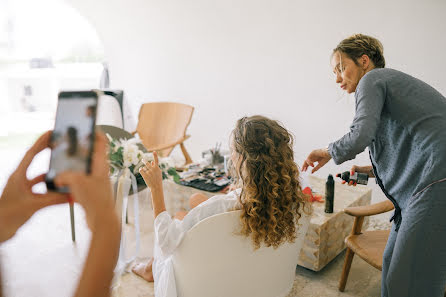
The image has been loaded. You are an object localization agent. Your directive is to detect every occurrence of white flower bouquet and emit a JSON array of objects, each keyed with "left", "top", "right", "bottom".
[{"left": 106, "top": 134, "right": 180, "bottom": 186}]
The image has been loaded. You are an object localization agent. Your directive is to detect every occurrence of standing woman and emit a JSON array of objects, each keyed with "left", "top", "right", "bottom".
[{"left": 302, "top": 34, "right": 446, "bottom": 297}]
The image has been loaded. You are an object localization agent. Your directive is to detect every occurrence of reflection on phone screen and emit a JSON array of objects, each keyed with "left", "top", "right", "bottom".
[{"left": 47, "top": 97, "right": 96, "bottom": 181}]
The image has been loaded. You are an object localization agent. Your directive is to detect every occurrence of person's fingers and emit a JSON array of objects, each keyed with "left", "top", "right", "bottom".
[
  {"left": 67, "top": 194, "right": 74, "bottom": 205},
  {"left": 348, "top": 180, "right": 353, "bottom": 186},
  {"left": 29, "top": 173, "right": 46, "bottom": 187},
  {"left": 311, "top": 157, "right": 329, "bottom": 174},
  {"left": 311, "top": 162, "right": 324, "bottom": 174},
  {"left": 342, "top": 180, "right": 346, "bottom": 184},
  {"left": 55, "top": 172, "right": 84, "bottom": 185},
  {"left": 17, "top": 131, "right": 52, "bottom": 175},
  {"left": 350, "top": 166, "right": 356, "bottom": 176},
  {"left": 54, "top": 172, "right": 86, "bottom": 198},
  {"left": 91, "top": 132, "right": 109, "bottom": 177},
  {"left": 302, "top": 150, "right": 318, "bottom": 172},
  {"left": 303, "top": 158, "right": 315, "bottom": 170},
  {"left": 32, "top": 193, "right": 69, "bottom": 210},
  {"left": 153, "top": 151, "right": 159, "bottom": 167},
  {"left": 139, "top": 166, "right": 148, "bottom": 179},
  {"left": 311, "top": 166, "right": 320, "bottom": 174},
  {"left": 354, "top": 182, "right": 357, "bottom": 186}
]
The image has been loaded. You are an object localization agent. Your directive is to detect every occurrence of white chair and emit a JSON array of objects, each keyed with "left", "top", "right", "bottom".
[{"left": 172, "top": 210, "right": 311, "bottom": 297}]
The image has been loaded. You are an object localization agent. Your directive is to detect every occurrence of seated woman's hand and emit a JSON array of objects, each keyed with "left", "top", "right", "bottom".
[
  {"left": 139, "top": 151, "right": 163, "bottom": 191},
  {"left": 0, "top": 131, "right": 68, "bottom": 243}
]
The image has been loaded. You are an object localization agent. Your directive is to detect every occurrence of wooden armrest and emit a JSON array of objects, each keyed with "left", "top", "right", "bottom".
[
  {"left": 344, "top": 200, "right": 394, "bottom": 217},
  {"left": 147, "top": 135, "right": 191, "bottom": 152},
  {"left": 131, "top": 130, "right": 137, "bottom": 135}
]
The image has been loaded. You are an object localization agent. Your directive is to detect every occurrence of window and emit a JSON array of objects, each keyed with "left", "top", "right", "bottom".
[{"left": 0, "top": 0, "right": 104, "bottom": 190}]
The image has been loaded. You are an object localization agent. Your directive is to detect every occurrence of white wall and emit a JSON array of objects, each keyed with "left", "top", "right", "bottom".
[{"left": 67, "top": 0, "right": 446, "bottom": 203}]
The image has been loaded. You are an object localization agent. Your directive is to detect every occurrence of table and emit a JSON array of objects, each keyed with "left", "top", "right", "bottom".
[
  {"left": 162, "top": 175, "right": 371, "bottom": 271},
  {"left": 162, "top": 179, "right": 215, "bottom": 214},
  {"left": 297, "top": 175, "right": 371, "bottom": 271}
]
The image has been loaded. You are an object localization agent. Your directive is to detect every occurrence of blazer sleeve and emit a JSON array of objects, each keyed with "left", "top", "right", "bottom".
[{"left": 328, "top": 74, "right": 387, "bottom": 164}]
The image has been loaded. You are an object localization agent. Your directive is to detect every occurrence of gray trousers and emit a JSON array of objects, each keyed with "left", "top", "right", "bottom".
[{"left": 382, "top": 181, "right": 446, "bottom": 297}]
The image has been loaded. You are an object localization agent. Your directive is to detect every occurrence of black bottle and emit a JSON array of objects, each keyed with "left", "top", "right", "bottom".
[
  {"left": 336, "top": 171, "right": 369, "bottom": 185},
  {"left": 325, "top": 174, "right": 335, "bottom": 213}
]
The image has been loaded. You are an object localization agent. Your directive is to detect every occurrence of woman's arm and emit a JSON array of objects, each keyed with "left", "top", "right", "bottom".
[
  {"left": 139, "top": 152, "right": 166, "bottom": 218},
  {"left": 56, "top": 133, "right": 120, "bottom": 297},
  {"left": 329, "top": 74, "right": 387, "bottom": 164},
  {"left": 72, "top": 209, "right": 120, "bottom": 297},
  {"left": 0, "top": 132, "right": 121, "bottom": 297},
  {"left": 0, "top": 132, "right": 68, "bottom": 243},
  {"left": 0, "top": 131, "right": 68, "bottom": 297},
  {"left": 151, "top": 186, "right": 167, "bottom": 218}
]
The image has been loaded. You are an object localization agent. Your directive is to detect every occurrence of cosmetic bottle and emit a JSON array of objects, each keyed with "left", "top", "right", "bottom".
[
  {"left": 336, "top": 171, "right": 369, "bottom": 185},
  {"left": 325, "top": 174, "right": 334, "bottom": 213}
]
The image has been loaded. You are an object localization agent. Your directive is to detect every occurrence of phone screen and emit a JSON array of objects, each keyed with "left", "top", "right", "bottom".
[{"left": 46, "top": 91, "right": 98, "bottom": 191}]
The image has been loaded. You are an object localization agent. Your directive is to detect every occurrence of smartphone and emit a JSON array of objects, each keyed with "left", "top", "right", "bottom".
[{"left": 46, "top": 90, "right": 99, "bottom": 192}]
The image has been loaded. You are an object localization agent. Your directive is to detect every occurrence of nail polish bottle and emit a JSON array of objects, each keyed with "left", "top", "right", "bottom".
[{"left": 325, "top": 174, "right": 334, "bottom": 213}]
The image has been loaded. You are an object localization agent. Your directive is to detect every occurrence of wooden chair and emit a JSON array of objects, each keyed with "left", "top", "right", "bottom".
[
  {"left": 133, "top": 102, "right": 194, "bottom": 164},
  {"left": 340, "top": 201, "right": 446, "bottom": 296},
  {"left": 339, "top": 199, "right": 394, "bottom": 292}
]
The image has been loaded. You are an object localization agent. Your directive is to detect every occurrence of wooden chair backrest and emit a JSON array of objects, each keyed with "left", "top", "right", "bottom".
[{"left": 136, "top": 102, "right": 194, "bottom": 156}]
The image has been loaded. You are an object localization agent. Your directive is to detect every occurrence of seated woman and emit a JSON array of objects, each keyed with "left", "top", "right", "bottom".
[{"left": 132, "top": 115, "right": 312, "bottom": 296}]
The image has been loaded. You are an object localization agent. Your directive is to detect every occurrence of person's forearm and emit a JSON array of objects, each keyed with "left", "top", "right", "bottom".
[
  {"left": 73, "top": 213, "right": 120, "bottom": 297},
  {"left": 0, "top": 203, "right": 30, "bottom": 243},
  {"left": 328, "top": 132, "right": 372, "bottom": 165},
  {"left": 0, "top": 207, "right": 16, "bottom": 243},
  {"left": 151, "top": 185, "right": 166, "bottom": 218}
]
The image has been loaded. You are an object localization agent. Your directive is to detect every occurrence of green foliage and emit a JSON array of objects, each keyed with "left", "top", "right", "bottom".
[
  {"left": 167, "top": 167, "right": 181, "bottom": 184},
  {"left": 107, "top": 137, "right": 179, "bottom": 186},
  {"left": 109, "top": 146, "right": 124, "bottom": 174}
]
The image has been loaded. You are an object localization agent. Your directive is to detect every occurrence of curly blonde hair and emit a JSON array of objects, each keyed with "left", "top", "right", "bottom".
[{"left": 231, "top": 115, "right": 311, "bottom": 250}]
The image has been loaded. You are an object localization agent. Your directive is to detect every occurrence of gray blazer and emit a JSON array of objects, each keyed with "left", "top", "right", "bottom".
[{"left": 328, "top": 68, "right": 446, "bottom": 217}]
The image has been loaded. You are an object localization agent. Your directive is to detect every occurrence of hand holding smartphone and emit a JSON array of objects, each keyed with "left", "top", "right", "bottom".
[{"left": 46, "top": 90, "right": 99, "bottom": 241}]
